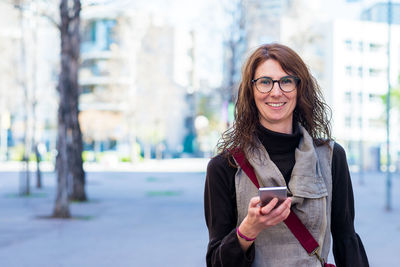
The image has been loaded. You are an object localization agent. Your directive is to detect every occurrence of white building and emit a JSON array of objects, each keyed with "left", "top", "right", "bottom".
[
  {"left": 275, "top": 0, "right": 400, "bottom": 171},
  {"left": 322, "top": 19, "right": 400, "bottom": 170}
]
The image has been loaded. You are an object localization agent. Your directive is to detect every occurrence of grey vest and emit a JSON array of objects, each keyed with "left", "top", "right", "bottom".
[{"left": 234, "top": 125, "right": 333, "bottom": 267}]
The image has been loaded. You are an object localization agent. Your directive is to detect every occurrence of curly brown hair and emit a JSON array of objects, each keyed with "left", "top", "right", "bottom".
[{"left": 217, "top": 43, "right": 332, "bottom": 158}]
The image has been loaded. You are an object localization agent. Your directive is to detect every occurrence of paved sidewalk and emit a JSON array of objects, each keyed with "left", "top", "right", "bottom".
[
  {"left": 347, "top": 172, "right": 400, "bottom": 266},
  {"left": 0, "top": 170, "right": 208, "bottom": 267},
  {"left": 0, "top": 161, "right": 399, "bottom": 266}
]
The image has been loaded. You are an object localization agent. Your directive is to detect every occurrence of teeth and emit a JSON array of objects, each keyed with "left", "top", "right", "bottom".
[{"left": 267, "top": 103, "right": 284, "bottom": 107}]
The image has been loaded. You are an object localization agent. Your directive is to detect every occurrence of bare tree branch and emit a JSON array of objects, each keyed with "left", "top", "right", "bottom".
[
  {"left": 38, "top": 11, "right": 61, "bottom": 30},
  {"left": 6, "top": 0, "right": 61, "bottom": 30}
]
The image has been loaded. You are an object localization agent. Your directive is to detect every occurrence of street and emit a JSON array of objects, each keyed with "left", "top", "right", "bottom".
[{"left": 0, "top": 164, "right": 399, "bottom": 266}]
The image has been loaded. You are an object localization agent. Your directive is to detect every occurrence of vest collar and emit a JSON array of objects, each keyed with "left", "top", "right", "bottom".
[{"left": 245, "top": 124, "right": 328, "bottom": 200}]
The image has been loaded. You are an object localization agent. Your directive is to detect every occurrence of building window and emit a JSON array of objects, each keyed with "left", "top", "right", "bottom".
[
  {"left": 81, "top": 19, "right": 117, "bottom": 52},
  {"left": 358, "top": 92, "right": 363, "bottom": 103},
  {"left": 369, "top": 68, "right": 383, "bottom": 77},
  {"left": 345, "top": 66, "right": 352, "bottom": 76},
  {"left": 82, "top": 21, "right": 96, "bottom": 43},
  {"left": 358, "top": 66, "right": 363, "bottom": 77},
  {"left": 345, "top": 39, "right": 352, "bottom": 50},
  {"left": 345, "top": 116, "right": 352, "bottom": 128},
  {"left": 358, "top": 41, "right": 363, "bottom": 52},
  {"left": 358, "top": 117, "right": 362, "bottom": 127},
  {"left": 81, "top": 85, "right": 95, "bottom": 94},
  {"left": 369, "top": 93, "right": 382, "bottom": 103},
  {"left": 345, "top": 91, "right": 352, "bottom": 103},
  {"left": 103, "top": 19, "right": 117, "bottom": 50},
  {"left": 369, "top": 118, "right": 384, "bottom": 128},
  {"left": 369, "top": 43, "right": 384, "bottom": 52}
]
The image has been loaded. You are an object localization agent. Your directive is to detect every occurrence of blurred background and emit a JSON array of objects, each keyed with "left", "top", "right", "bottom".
[
  {"left": 1, "top": 0, "right": 400, "bottom": 171},
  {"left": 0, "top": 0, "right": 400, "bottom": 266}
]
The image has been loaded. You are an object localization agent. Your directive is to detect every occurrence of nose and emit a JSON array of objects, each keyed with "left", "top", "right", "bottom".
[{"left": 269, "top": 81, "right": 282, "bottom": 96}]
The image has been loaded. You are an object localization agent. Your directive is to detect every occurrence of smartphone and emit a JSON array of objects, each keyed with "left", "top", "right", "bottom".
[{"left": 259, "top": 186, "right": 287, "bottom": 207}]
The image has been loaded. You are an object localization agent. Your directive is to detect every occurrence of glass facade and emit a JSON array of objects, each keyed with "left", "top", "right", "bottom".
[{"left": 361, "top": 3, "right": 400, "bottom": 25}]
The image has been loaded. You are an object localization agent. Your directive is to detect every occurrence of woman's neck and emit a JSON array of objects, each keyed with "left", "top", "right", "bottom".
[
  {"left": 256, "top": 121, "right": 301, "bottom": 154},
  {"left": 259, "top": 120, "right": 293, "bottom": 134}
]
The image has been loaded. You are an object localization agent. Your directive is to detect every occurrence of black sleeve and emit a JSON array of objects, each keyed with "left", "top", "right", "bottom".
[
  {"left": 331, "top": 143, "right": 369, "bottom": 267},
  {"left": 204, "top": 154, "right": 255, "bottom": 267}
]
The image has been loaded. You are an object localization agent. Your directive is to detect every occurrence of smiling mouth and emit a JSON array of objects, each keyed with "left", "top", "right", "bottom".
[{"left": 267, "top": 102, "right": 285, "bottom": 107}]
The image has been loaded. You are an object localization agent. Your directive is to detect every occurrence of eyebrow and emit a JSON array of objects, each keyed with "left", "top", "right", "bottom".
[{"left": 254, "top": 75, "right": 292, "bottom": 80}]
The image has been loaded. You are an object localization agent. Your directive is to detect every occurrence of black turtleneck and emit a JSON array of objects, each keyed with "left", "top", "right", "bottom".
[{"left": 256, "top": 123, "right": 301, "bottom": 185}]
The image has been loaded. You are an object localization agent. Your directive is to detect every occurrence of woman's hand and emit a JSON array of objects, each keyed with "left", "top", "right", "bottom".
[{"left": 236, "top": 196, "right": 292, "bottom": 251}]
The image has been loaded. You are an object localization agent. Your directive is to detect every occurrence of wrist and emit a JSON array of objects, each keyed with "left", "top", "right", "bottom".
[
  {"left": 237, "top": 218, "right": 260, "bottom": 242},
  {"left": 237, "top": 226, "right": 256, "bottom": 242},
  {"left": 238, "top": 219, "right": 262, "bottom": 238}
]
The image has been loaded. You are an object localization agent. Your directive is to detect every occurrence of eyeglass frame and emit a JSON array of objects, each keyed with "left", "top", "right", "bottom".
[{"left": 251, "top": 75, "right": 300, "bottom": 93}]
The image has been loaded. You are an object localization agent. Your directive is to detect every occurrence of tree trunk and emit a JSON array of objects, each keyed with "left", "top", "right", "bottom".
[
  {"left": 35, "top": 144, "right": 41, "bottom": 188},
  {"left": 18, "top": 1, "right": 30, "bottom": 196},
  {"left": 53, "top": 0, "right": 85, "bottom": 218},
  {"left": 54, "top": 130, "right": 70, "bottom": 218},
  {"left": 223, "top": 0, "right": 247, "bottom": 108}
]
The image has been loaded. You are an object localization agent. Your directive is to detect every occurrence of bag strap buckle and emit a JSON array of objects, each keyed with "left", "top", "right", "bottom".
[{"left": 309, "top": 246, "right": 326, "bottom": 266}]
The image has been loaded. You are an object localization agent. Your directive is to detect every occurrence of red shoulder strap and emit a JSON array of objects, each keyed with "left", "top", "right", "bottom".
[
  {"left": 232, "top": 149, "right": 334, "bottom": 267},
  {"left": 232, "top": 149, "right": 260, "bottom": 188}
]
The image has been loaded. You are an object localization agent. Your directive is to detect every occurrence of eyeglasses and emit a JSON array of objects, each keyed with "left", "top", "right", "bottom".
[{"left": 252, "top": 75, "right": 300, "bottom": 93}]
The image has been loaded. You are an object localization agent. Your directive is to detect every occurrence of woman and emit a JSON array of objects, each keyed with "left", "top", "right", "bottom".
[{"left": 204, "top": 43, "right": 369, "bottom": 267}]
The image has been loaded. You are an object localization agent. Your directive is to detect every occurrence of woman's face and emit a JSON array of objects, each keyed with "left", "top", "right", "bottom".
[{"left": 253, "top": 59, "right": 297, "bottom": 134}]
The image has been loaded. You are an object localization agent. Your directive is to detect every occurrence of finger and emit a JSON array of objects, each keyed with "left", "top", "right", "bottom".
[
  {"left": 266, "top": 199, "right": 292, "bottom": 223},
  {"left": 268, "top": 208, "right": 291, "bottom": 226},
  {"left": 271, "top": 197, "right": 292, "bottom": 214},
  {"left": 260, "top": 197, "right": 278, "bottom": 215},
  {"left": 283, "top": 197, "right": 292, "bottom": 207},
  {"left": 282, "top": 206, "right": 291, "bottom": 219},
  {"left": 259, "top": 206, "right": 266, "bottom": 216},
  {"left": 248, "top": 196, "right": 261, "bottom": 208},
  {"left": 261, "top": 198, "right": 290, "bottom": 222}
]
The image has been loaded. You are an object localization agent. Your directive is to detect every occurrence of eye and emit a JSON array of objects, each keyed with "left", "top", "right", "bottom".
[
  {"left": 280, "top": 77, "right": 294, "bottom": 85},
  {"left": 259, "top": 78, "right": 272, "bottom": 85}
]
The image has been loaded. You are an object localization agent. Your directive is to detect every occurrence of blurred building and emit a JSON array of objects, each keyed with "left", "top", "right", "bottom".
[
  {"left": 322, "top": 19, "right": 400, "bottom": 171},
  {"left": 0, "top": 2, "right": 20, "bottom": 161},
  {"left": 79, "top": 8, "right": 133, "bottom": 155},
  {"left": 279, "top": 1, "right": 400, "bottom": 171},
  {"left": 220, "top": 0, "right": 291, "bottom": 130},
  {"left": 362, "top": 2, "right": 400, "bottom": 24},
  {"left": 245, "top": 0, "right": 288, "bottom": 49},
  {"left": 225, "top": 0, "right": 400, "bottom": 171},
  {"left": 79, "top": 5, "right": 197, "bottom": 160},
  {"left": 4, "top": 0, "right": 399, "bottom": 166},
  {"left": 0, "top": 1, "right": 203, "bottom": 162},
  {"left": 0, "top": 1, "right": 59, "bottom": 161}
]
